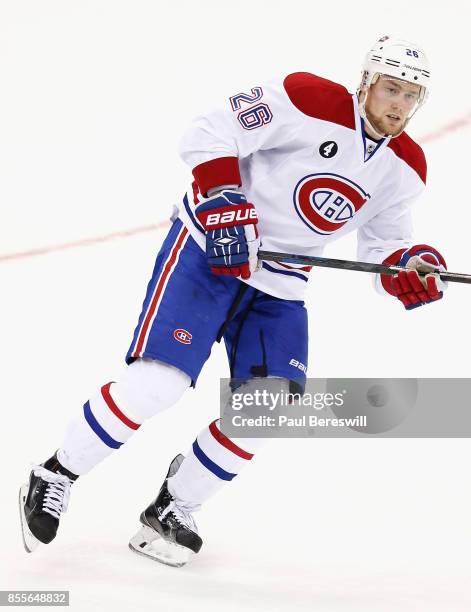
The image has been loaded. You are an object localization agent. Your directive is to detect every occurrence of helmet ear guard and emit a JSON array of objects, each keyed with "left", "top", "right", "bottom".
[{"left": 358, "top": 35, "right": 430, "bottom": 138}]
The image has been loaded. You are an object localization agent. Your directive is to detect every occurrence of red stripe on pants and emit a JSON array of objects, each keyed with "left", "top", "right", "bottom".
[{"left": 133, "top": 227, "right": 188, "bottom": 358}]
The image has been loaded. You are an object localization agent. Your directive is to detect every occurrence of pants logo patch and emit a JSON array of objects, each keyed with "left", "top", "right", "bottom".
[{"left": 173, "top": 329, "right": 193, "bottom": 345}]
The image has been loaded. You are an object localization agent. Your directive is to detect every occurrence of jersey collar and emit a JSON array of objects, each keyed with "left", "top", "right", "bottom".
[{"left": 352, "top": 94, "right": 391, "bottom": 164}]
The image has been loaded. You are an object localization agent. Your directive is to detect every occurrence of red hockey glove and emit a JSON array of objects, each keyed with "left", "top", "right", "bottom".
[
  {"left": 381, "top": 245, "right": 447, "bottom": 310},
  {"left": 196, "top": 190, "right": 260, "bottom": 280}
]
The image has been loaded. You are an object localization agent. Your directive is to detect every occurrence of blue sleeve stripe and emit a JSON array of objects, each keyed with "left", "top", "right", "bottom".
[
  {"left": 83, "top": 401, "right": 122, "bottom": 449},
  {"left": 183, "top": 193, "right": 205, "bottom": 235},
  {"left": 192, "top": 440, "right": 236, "bottom": 481}
]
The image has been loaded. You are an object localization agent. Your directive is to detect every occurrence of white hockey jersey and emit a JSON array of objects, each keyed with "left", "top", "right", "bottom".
[{"left": 177, "top": 72, "right": 427, "bottom": 301}]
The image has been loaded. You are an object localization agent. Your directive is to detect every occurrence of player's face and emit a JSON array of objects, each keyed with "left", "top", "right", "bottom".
[{"left": 364, "top": 76, "right": 421, "bottom": 137}]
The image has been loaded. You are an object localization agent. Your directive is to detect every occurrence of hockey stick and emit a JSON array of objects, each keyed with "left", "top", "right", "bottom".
[{"left": 258, "top": 250, "right": 471, "bottom": 284}]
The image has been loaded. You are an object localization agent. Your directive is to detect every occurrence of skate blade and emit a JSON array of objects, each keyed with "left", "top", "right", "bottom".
[
  {"left": 18, "top": 485, "right": 40, "bottom": 553},
  {"left": 128, "top": 525, "right": 192, "bottom": 568}
]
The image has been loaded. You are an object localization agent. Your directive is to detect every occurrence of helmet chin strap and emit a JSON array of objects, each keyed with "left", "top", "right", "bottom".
[{"left": 357, "top": 88, "right": 409, "bottom": 139}]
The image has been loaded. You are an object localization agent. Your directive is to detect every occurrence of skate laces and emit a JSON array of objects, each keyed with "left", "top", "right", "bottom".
[
  {"left": 160, "top": 499, "right": 200, "bottom": 533},
  {"left": 32, "top": 465, "right": 73, "bottom": 520}
]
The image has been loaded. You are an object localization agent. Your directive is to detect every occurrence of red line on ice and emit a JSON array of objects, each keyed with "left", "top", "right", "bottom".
[
  {"left": 1, "top": 111, "right": 470, "bottom": 265},
  {"left": 419, "top": 111, "right": 471, "bottom": 144},
  {"left": 0, "top": 222, "right": 170, "bottom": 263}
]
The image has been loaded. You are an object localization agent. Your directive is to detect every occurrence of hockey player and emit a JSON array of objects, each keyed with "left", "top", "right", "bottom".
[{"left": 20, "top": 36, "right": 447, "bottom": 566}]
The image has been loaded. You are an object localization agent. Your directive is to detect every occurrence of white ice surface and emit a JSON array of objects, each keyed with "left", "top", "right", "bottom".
[{"left": 1, "top": 2, "right": 471, "bottom": 611}]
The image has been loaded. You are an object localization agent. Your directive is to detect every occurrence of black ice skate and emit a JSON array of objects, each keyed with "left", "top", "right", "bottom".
[
  {"left": 19, "top": 454, "right": 78, "bottom": 553},
  {"left": 129, "top": 454, "right": 202, "bottom": 567}
]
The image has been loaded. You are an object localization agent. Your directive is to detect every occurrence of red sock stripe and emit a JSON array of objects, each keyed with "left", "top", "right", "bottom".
[
  {"left": 101, "top": 382, "right": 140, "bottom": 430},
  {"left": 132, "top": 226, "right": 188, "bottom": 357},
  {"left": 209, "top": 420, "right": 254, "bottom": 460}
]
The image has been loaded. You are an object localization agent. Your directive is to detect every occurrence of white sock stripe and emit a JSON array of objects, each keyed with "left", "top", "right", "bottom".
[
  {"left": 87, "top": 392, "right": 136, "bottom": 444},
  {"left": 197, "top": 425, "right": 248, "bottom": 475}
]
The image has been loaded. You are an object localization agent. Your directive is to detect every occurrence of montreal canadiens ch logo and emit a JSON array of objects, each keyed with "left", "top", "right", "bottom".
[
  {"left": 173, "top": 329, "right": 192, "bottom": 345},
  {"left": 293, "top": 173, "right": 370, "bottom": 235}
]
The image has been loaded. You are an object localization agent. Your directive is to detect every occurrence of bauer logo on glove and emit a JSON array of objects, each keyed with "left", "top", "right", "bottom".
[
  {"left": 204, "top": 208, "right": 258, "bottom": 227},
  {"left": 196, "top": 190, "right": 261, "bottom": 280}
]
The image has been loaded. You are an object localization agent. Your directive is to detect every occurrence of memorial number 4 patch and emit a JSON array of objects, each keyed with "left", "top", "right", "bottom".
[{"left": 319, "top": 141, "right": 338, "bottom": 158}]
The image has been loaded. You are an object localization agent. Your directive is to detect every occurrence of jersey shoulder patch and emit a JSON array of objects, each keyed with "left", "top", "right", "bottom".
[
  {"left": 283, "top": 72, "right": 355, "bottom": 130},
  {"left": 387, "top": 133, "right": 427, "bottom": 184}
]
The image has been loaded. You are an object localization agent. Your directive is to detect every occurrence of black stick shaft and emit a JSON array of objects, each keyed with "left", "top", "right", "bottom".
[{"left": 258, "top": 250, "right": 471, "bottom": 284}]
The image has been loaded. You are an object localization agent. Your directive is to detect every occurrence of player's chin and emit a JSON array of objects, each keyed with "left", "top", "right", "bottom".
[{"left": 382, "top": 117, "right": 405, "bottom": 136}]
